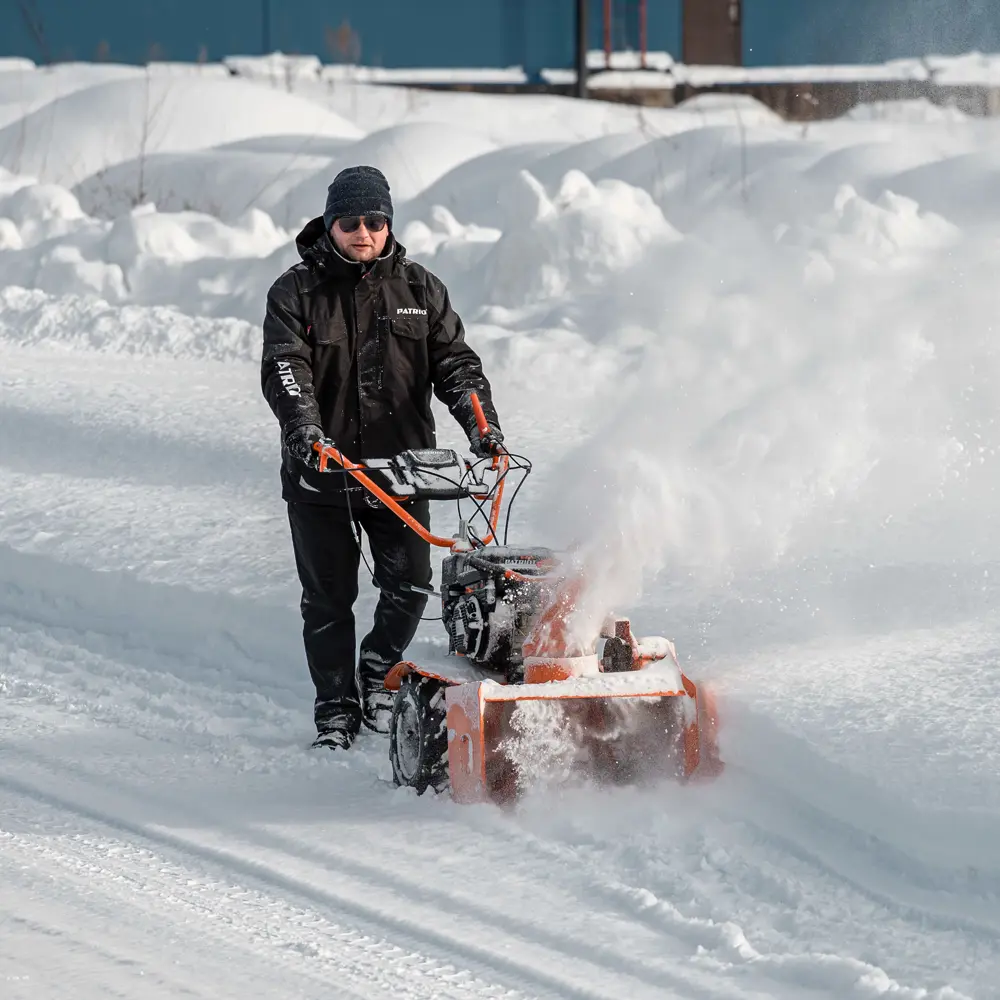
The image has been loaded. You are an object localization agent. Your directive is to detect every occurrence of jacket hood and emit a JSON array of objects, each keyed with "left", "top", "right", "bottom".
[{"left": 295, "top": 216, "right": 403, "bottom": 275}]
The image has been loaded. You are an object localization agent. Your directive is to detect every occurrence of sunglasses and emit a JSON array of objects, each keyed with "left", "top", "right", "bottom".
[{"left": 337, "top": 214, "right": 388, "bottom": 234}]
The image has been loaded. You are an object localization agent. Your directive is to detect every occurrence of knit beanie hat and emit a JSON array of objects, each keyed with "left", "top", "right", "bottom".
[{"left": 323, "top": 165, "right": 393, "bottom": 231}]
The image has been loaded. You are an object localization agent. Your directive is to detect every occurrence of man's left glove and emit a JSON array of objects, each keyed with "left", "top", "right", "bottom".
[
  {"left": 283, "top": 423, "right": 327, "bottom": 471},
  {"left": 469, "top": 424, "right": 505, "bottom": 460}
]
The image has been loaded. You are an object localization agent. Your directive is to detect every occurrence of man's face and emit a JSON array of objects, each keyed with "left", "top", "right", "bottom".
[{"left": 331, "top": 215, "right": 390, "bottom": 262}]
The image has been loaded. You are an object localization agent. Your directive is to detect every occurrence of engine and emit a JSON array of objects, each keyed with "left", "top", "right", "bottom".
[{"left": 441, "top": 546, "right": 556, "bottom": 681}]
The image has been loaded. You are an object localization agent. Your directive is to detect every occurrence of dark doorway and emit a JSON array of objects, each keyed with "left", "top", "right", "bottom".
[{"left": 683, "top": 0, "right": 742, "bottom": 65}]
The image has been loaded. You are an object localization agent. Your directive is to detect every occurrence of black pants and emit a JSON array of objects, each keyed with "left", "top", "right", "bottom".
[{"left": 287, "top": 499, "right": 431, "bottom": 728}]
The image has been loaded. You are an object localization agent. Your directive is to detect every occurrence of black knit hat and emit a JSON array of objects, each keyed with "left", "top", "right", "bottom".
[{"left": 323, "top": 165, "right": 393, "bottom": 231}]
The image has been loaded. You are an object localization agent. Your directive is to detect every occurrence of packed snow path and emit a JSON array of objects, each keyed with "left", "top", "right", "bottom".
[{"left": 1, "top": 340, "right": 994, "bottom": 1000}]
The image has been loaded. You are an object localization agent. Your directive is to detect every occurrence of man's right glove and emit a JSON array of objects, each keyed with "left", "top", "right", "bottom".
[
  {"left": 469, "top": 424, "right": 505, "bottom": 460},
  {"left": 283, "top": 423, "right": 327, "bottom": 471}
]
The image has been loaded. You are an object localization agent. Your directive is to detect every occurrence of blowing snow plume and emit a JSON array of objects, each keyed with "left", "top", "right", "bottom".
[{"left": 501, "top": 168, "right": 1000, "bottom": 643}]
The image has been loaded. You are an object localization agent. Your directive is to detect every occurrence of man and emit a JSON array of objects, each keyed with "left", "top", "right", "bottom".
[{"left": 261, "top": 165, "right": 503, "bottom": 750}]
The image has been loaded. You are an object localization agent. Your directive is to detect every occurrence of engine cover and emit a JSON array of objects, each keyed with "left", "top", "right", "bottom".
[{"left": 441, "top": 546, "right": 555, "bottom": 680}]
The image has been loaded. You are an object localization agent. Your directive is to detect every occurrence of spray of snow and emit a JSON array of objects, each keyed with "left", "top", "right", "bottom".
[
  {"left": 423, "top": 168, "right": 986, "bottom": 646},
  {"left": 502, "top": 701, "right": 579, "bottom": 795}
]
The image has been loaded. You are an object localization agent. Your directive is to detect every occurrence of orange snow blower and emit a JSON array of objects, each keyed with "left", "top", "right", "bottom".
[{"left": 313, "top": 395, "right": 722, "bottom": 803}]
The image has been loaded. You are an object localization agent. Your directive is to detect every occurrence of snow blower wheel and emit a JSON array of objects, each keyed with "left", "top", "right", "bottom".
[{"left": 390, "top": 674, "right": 449, "bottom": 795}]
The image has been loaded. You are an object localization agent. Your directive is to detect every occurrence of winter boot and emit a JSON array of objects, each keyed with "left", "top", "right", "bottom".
[
  {"left": 312, "top": 706, "right": 359, "bottom": 750},
  {"left": 362, "top": 687, "right": 394, "bottom": 735},
  {"left": 359, "top": 657, "right": 395, "bottom": 735}
]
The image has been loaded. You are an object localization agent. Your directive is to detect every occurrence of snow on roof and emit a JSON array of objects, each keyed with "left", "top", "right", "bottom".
[
  {"left": 145, "top": 61, "right": 231, "bottom": 79},
  {"left": 223, "top": 53, "right": 323, "bottom": 80},
  {"left": 588, "top": 70, "right": 677, "bottom": 91},
  {"left": 844, "top": 97, "right": 970, "bottom": 123},
  {"left": 676, "top": 59, "right": 931, "bottom": 87},
  {"left": 213, "top": 48, "right": 1000, "bottom": 92},
  {"left": 319, "top": 65, "right": 529, "bottom": 85},
  {"left": 546, "top": 59, "right": 931, "bottom": 89},
  {"left": 925, "top": 52, "right": 1000, "bottom": 86},
  {"left": 586, "top": 49, "right": 675, "bottom": 72},
  {"left": 673, "top": 53, "right": 1000, "bottom": 88},
  {"left": 0, "top": 58, "right": 34, "bottom": 73}
]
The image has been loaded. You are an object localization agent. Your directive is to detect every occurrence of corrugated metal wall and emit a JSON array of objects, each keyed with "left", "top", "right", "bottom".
[{"left": 2, "top": 1, "right": 999, "bottom": 70}]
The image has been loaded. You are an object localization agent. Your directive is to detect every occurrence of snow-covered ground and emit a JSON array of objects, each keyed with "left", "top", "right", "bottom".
[{"left": 2, "top": 61, "right": 999, "bottom": 999}]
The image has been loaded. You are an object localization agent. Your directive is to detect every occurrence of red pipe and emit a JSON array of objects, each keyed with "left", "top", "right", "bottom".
[{"left": 604, "top": 0, "right": 612, "bottom": 67}]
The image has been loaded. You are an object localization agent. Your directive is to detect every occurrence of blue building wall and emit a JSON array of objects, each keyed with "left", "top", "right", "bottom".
[
  {"left": 744, "top": 1, "right": 1000, "bottom": 66},
  {"left": 2, "top": 1, "right": 999, "bottom": 70}
]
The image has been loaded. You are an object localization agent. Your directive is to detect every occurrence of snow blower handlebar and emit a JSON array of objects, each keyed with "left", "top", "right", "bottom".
[
  {"left": 471, "top": 392, "right": 492, "bottom": 446},
  {"left": 314, "top": 441, "right": 457, "bottom": 547},
  {"left": 312, "top": 393, "right": 509, "bottom": 551},
  {"left": 469, "top": 392, "right": 507, "bottom": 544}
]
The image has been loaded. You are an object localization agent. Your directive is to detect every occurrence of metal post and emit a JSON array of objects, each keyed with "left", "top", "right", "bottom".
[
  {"left": 639, "top": 0, "right": 647, "bottom": 68},
  {"left": 576, "top": 0, "right": 588, "bottom": 99},
  {"left": 604, "top": 0, "right": 612, "bottom": 68}
]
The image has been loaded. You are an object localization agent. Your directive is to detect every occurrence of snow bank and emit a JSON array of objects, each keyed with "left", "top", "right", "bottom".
[
  {"left": 0, "top": 57, "right": 34, "bottom": 73},
  {"left": 145, "top": 61, "right": 231, "bottom": 79},
  {"left": 73, "top": 148, "right": 334, "bottom": 223},
  {"left": 0, "top": 63, "right": 144, "bottom": 130},
  {"left": 398, "top": 206, "right": 500, "bottom": 279},
  {"left": 225, "top": 52, "right": 323, "bottom": 82},
  {"left": 0, "top": 176, "right": 295, "bottom": 319},
  {"left": 0, "top": 74, "right": 362, "bottom": 188},
  {"left": 246, "top": 122, "right": 501, "bottom": 230},
  {"left": 72, "top": 121, "right": 495, "bottom": 225},
  {"left": 0, "top": 180, "right": 86, "bottom": 240},
  {"left": 0, "top": 285, "right": 256, "bottom": 360},
  {"left": 927, "top": 51, "right": 1000, "bottom": 86},
  {"left": 479, "top": 169, "right": 680, "bottom": 309},
  {"left": 672, "top": 92, "right": 784, "bottom": 125},
  {"left": 844, "top": 98, "right": 970, "bottom": 123},
  {"left": 105, "top": 204, "right": 287, "bottom": 264},
  {"left": 881, "top": 147, "right": 1000, "bottom": 228},
  {"left": 325, "top": 122, "right": 497, "bottom": 201}
]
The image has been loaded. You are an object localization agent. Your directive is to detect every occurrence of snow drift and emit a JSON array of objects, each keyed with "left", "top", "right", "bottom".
[{"left": 0, "top": 73, "right": 361, "bottom": 189}]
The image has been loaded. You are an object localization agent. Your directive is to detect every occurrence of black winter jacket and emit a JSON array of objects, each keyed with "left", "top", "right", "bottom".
[{"left": 262, "top": 218, "right": 500, "bottom": 504}]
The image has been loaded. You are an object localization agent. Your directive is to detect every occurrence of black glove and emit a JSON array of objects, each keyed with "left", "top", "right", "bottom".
[
  {"left": 469, "top": 425, "right": 505, "bottom": 459},
  {"left": 283, "top": 423, "right": 326, "bottom": 471}
]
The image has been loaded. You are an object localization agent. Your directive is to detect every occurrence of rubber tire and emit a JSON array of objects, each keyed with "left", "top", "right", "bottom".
[{"left": 389, "top": 674, "right": 449, "bottom": 795}]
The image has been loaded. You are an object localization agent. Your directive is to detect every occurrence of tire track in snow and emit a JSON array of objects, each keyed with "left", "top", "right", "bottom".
[
  {"left": 3, "top": 715, "right": 976, "bottom": 1000},
  {"left": 1, "top": 772, "right": 752, "bottom": 1000},
  {"left": 450, "top": 801, "right": 981, "bottom": 1000},
  {"left": 0, "top": 597, "right": 989, "bottom": 998},
  {"left": 0, "top": 633, "right": 760, "bottom": 1000},
  {"left": 164, "top": 814, "right": 760, "bottom": 1000},
  {"left": 0, "top": 787, "right": 525, "bottom": 1000},
  {"left": 724, "top": 766, "right": 1000, "bottom": 939},
  {"left": 0, "top": 620, "right": 785, "bottom": 1000},
  {"left": 1, "top": 845, "right": 363, "bottom": 1000}
]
